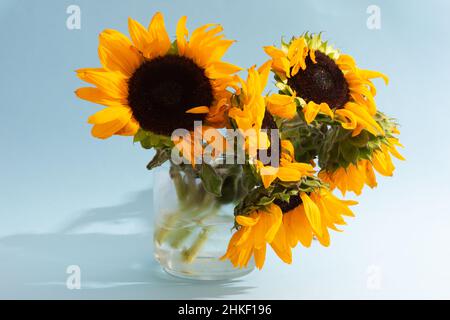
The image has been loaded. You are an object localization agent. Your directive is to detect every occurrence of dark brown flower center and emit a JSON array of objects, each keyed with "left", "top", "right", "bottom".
[
  {"left": 274, "top": 195, "right": 303, "bottom": 213},
  {"left": 288, "top": 51, "right": 349, "bottom": 109},
  {"left": 127, "top": 55, "right": 214, "bottom": 136}
]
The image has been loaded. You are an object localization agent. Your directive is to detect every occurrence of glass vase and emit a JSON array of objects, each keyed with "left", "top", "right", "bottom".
[{"left": 153, "top": 162, "right": 255, "bottom": 280}]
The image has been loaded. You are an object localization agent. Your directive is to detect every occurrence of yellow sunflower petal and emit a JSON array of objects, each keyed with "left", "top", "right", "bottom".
[
  {"left": 258, "top": 164, "right": 278, "bottom": 188},
  {"left": 335, "top": 109, "right": 358, "bottom": 130},
  {"left": 88, "top": 106, "right": 130, "bottom": 125},
  {"left": 372, "top": 149, "right": 394, "bottom": 176},
  {"left": 91, "top": 112, "right": 131, "bottom": 139},
  {"left": 263, "top": 204, "right": 283, "bottom": 242},
  {"left": 186, "top": 106, "right": 210, "bottom": 114},
  {"left": 98, "top": 29, "right": 143, "bottom": 76},
  {"left": 303, "top": 101, "right": 330, "bottom": 124},
  {"left": 76, "top": 68, "right": 128, "bottom": 100},
  {"left": 387, "top": 139, "right": 405, "bottom": 160},
  {"left": 361, "top": 160, "right": 378, "bottom": 188},
  {"left": 253, "top": 246, "right": 266, "bottom": 269},
  {"left": 209, "top": 40, "right": 236, "bottom": 64},
  {"left": 146, "top": 12, "right": 171, "bottom": 57},
  {"left": 270, "top": 224, "right": 292, "bottom": 264},
  {"left": 309, "top": 49, "right": 317, "bottom": 63},
  {"left": 276, "top": 167, "right": 303, "bottom": 182},
  {"left": 281, "top": 140, "right": 295, "bottom": 158},
  {"left": 344, "top": 102, "right": 384, "bottom": 136},
  {"left": 115, "top": 118, "right": 139, "bottom": 136},
  {"left": 288, "top": 37, "right": 308, "bottom": 76},
  {"left": 266, "top": 93, "right": 294, "bottom": 105},
  {"left": 206, "top": 61, "right": 242, "bottom": 79},
  {"left": 319, "top": 102, "right": 334, "bottom": 119},
  {"left": 128, "top": 17, "right": 151, "bottom": 54},
  {"left": 266, "top": 94, "right": 297, "bottom": 119},
  {"left": 300, "top": 192, "right": 323, "bottom": 238},
  {"left": 236, "top": 214, "right": 260, "bottom": 227},
  {"left": 360, "top": 69, "right": 389, "bottom": 85},
  {"left": 293, "top": 205, "right": 314, "bottom": 248},
  {"left": 263, "top": 46, "right": 290, "bottom": 77},
  {"left": 75, "top": 87, "right": 122, "bottom": 106},
  {"left": 264, "top": 46, "right": 286, "bottom": 58},
  {"left": 257, "top": 60, "right": 272, "bottom": 89},
  {"left": 176, "top": 16, "right": 188, "bottom": 55}
]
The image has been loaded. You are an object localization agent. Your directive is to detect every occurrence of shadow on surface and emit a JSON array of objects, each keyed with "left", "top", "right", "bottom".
[{"left": 0, "top": 188, "right": 255, "bottom": 299}]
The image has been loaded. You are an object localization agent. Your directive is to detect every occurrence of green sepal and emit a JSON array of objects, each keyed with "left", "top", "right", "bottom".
[
  {"left": 134, "top": 128, "right": 173, "bottom": 150},
  {"left": 233, "top": 175, "right": 326, "bottom": 221},
  {"left": 167, "top": 40, "right": 179, "bottom": 55},
  {"left": 340, "top": 142, "right": 360, "bottom": 164}
]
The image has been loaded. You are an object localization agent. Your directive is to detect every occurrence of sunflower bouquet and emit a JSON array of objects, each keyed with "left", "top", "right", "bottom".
[{"left": 75, "top": 12, "right": 403, "bottom": 278}]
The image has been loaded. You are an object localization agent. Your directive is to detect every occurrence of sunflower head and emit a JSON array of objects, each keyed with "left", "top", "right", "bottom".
[
  {"left": 223, "top": 175, "right": 356, "bottom": 268},
  {"left": 76, "top": 12, "right": 241, "bottom": 141},
  {"left": 318, "top": 112, "right": 404, "bottom": 195},
  {"left": 264, "top": 33, "right": 388, "bottom": 138}
]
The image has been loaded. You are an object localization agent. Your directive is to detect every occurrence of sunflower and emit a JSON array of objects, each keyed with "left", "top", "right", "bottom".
[
  {"left": 221, "top": 203, "right": 284, "bottom": 269},
  {"left": 222, "top": 188, "right": 356, "bottom": 269},
  {"left": 319, "top": 135, "right": 405, "bottom": 195},
  {"left": 75, "top": 12, "right": 241, "bottom": 139},
  {"left": 278, "top": 188, "right": 357, "bottom": 248},
  {"left": 264, "top": 33, "right": 388, "bottom": 137}
]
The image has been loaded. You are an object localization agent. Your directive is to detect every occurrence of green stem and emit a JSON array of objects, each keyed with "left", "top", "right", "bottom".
[
  {"left": 155, "top": 163, "right": 235, "bottom": 264},
  {"left": 181, "top": 228, "right": 211, "bottom": 264},
  {"left": 169, "top": 226, "right": 195, "bottom": 249},
  {"left": 179, "top": 204, "right": 220, "bottom": 263}
]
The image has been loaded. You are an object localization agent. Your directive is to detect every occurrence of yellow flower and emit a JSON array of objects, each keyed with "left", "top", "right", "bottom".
[
  {"left": 221, "top": 203, "right": 285, "bottom": 269},
  {"left": 75, "top": 12, "right": 241, "bottom": 139},
  {"left": 229, "top": 62, "right": 272, "bottom": 131},
  {"left": 222, "top": 188, "right": 357, "bottom": 269},
  {"left": 264, "top": 34, "right": 387, "bottom": 137},
  {"left": 228, "top": 61, "right": 272, "bottom": 154},
  {"left": 296, "top": 189, "right": 357, "bottom": 247},
  {"left": 277, "top": 188, "right": 357, "bottom": 248},
  {"left": 264, "top": 37, "right": 312, "bottom": 78},
  {"left": 319, "top": 137, "right": 405, "bottom": 195},
  {"left": 256, "top": 140, "right": 315, "bottom": 188}
]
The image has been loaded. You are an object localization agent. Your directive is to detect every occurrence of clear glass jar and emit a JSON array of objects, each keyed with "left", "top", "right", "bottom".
[{"left": 153, "top": 161, "right": 255, "bottom": 280}]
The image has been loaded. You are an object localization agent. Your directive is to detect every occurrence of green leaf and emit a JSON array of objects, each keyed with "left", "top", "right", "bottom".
[
  {"left": 242, "top": 164, "right": 259, "bottom": 192},
  {"left": 199, "top": 164, "right": 223, "bottom": 197},
  {"left": 218, "top": 175, "right": 239, "bottom": 204}
]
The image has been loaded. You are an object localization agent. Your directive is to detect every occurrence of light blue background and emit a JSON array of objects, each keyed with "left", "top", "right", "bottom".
[{"left": 1, "top": 0, "right": 449, "bottom": 299}]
